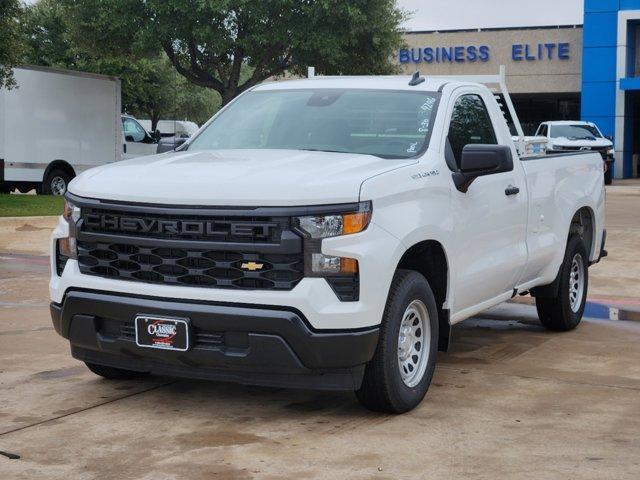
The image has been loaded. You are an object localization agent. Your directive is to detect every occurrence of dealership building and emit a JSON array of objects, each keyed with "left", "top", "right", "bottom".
[{"left": 398, "top": 0, "right": 640, "bottom": 179}]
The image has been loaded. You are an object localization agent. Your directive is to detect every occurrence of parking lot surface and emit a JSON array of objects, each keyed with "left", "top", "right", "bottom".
[{"left": 1, "top": 186, "right": 639, "bottom": 479}]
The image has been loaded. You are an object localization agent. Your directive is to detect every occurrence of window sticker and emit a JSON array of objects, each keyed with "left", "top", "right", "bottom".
[
  {"left": 410, "top": 97, "right": 437, "bottom": 151},
  {"left": 407, "top": 142, "right": 419, "bottom": 154},
  {"left": 418, "top": 118, "right": 430, "bottom": 133}
]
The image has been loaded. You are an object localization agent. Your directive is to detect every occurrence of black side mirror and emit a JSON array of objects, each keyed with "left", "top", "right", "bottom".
[
  {"left": 153, "top": 129, "right": 162, "bottom": 142},
  {"left": 156, "top": 137, "right": 187, "bottom": 154},
  {"left": 125, "top": 134, "right": 135, "bottom": 142},
  {"left": 452, "top": 144, "right": 513, "bottom": 193},
  {"left": 605, "top": 135, "right": 613, "bottom": 142}
]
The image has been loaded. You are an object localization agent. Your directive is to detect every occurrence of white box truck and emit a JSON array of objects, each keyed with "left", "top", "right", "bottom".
[{"left": 0, "top": 66, "right": 122, "bottom": 195}]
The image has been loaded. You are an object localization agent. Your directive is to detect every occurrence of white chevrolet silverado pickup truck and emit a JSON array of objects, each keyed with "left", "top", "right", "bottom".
[{"left": 50, "top": 71, "right": 607, "bottom": 413}]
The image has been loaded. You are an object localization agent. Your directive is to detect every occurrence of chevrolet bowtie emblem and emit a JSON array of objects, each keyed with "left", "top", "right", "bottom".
[{"left": 241, "top": 262, "right": 264, "bottom": 271}]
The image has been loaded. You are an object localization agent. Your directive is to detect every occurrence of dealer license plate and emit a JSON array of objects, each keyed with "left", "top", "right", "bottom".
[{"left": 135, "top": 315, "right": 190, "bottom": 351}]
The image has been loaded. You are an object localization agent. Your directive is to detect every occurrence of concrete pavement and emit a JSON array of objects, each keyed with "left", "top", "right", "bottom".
[{"left": 0, "top": 256, "right": 638, "bottom": 479}]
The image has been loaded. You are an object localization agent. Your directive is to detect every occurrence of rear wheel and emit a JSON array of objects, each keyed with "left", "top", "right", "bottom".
[
  {"left": 356, "top": 270, "right": 439, "bottom": 413},
  {"left": 536, "top": 235, "right": 588, "bottom": 331},
  {"left": 42, "top": 169, "right": 71, "bottom": 195},
  {"left": 604, "top": 166, "right": 613, "bottom": 185},
  {"left": 85, "top": 362, "right": 149, "bottom": 380}
]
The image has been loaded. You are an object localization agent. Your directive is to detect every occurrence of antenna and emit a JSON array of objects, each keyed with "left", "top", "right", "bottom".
[{"left": 409, "top": 71, "right": 425, "bottom": 86}]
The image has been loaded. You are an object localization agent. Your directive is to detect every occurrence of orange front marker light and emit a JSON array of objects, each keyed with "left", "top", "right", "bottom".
[
  {"left": 342, "top": 211, "right": 371, "bottom": 235},
  {"left": 340, "top": 258, "right": 359, "bottom": 275}
]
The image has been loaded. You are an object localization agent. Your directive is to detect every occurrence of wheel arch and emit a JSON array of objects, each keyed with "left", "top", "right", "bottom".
[
  {"left": 43, "top": 160, "right": 76, "bottom": 184},
  {"left": 532, "top": 205, "right": 596, "bottom": 299},
  {"left": 396, "top": 239, "right": 451, "bottom": 351},
  {"left": 569, "top": 205, "right": 596, "bottom": 261}
]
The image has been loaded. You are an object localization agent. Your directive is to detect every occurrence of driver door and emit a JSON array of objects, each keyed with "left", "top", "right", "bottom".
[{"left": 446, "top": 90, "right": 528, "bottom": 316}]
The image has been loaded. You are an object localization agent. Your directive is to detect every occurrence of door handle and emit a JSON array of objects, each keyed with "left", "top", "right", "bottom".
[{"left": 505, "top": 185, "right": 520, "bottom": 196}]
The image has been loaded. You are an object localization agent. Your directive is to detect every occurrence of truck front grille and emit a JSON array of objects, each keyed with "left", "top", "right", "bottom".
[
  {"left": 80, "top": 207, "right": 287, "bottom": 244},
  {"left": 75, "top": 204, "right": 305, "bottom": 291},
  {"left": 77, "top": 241, "right": 304, "bottom": 291}
]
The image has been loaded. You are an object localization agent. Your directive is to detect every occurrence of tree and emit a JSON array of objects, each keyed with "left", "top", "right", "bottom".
[
  {"left": 22, "top": 0, "right": 220, "bottom": 130},
  {"left": 63, "top": 0, "right": 406, "bottom": 105},
  {"left": 21, "top": 0, "right": 76, "bottom": 68},
  {"left": 0, "top": 0, "right": 24, "bottom": 89}
]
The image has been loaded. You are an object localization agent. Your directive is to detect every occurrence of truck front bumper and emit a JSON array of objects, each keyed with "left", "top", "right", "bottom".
[{"left": 51, "top": 289, "right": 379, "bottom": 391}]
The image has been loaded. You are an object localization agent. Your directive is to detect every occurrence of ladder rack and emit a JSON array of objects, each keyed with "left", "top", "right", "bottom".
[{"left": 427, "top": 65, "right": 527, "bottom": 156}]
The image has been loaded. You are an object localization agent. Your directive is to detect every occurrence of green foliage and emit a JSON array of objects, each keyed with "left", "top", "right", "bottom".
[
  {"left": 62, "top": 0, "right": 406, "bottom": 104},
  {"left": 0, "top": 0, "right": 24, "bottom": 89},
  {"left": 21, "top": 0, "right": 220, "bottom": 128},
  {"left": 22, "top": 0, "right": 73, "bottom": 67},
  {"left": 0, "top": 194, "right": 64, "bottom": 217}
]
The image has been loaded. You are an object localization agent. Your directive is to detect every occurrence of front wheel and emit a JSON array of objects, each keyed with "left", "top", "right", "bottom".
[
  {"left": 356, "top": 270, "right": 439, "bottom": 413},
  {"left": 536, "top": 235, "right": 589, "bottom": 331}
]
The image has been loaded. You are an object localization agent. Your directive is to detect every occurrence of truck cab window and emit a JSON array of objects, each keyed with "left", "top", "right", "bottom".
[
  {"left": 122, "top": 117, "right": 147, "bottom": 142},
  {"left": 187, "top": 89, "right": 440, "bottom": 159},
  {"left": 538, "top": 124, "right": 548, "bottom": 137},
  {"left": 447, "top": 94, "right": 497, "bottom": 168}
]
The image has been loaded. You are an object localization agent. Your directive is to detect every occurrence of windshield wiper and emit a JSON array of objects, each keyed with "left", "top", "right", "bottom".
[{"left": 299, "top": 148, "right": 350, "bottom": 154}]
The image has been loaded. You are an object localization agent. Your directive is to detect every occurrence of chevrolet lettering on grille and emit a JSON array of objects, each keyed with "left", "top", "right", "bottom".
[{"left": 83, "top": 214, "right": 277, "bottom": 238}]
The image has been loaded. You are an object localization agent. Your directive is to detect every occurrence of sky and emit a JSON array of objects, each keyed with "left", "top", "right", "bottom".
[
  {"left": 399, "top": 0, "right": 584, "bottom": 32},
  {"left": 20, "top": 0, "right": 584, "bottom": 32}
]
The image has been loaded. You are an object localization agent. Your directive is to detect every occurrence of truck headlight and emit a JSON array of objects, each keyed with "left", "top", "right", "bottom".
[
  {"left": 294, "top": 202, "right": 370, "bottom": 278},
  {"left": 59, "top": 199, "right": 79, "bottom": 260},
  {"left": 63, "top": 199, "right": 81, "bottom": 223},
  {"left": 294, "top": 203, "right": 371, "bottom": 239}
]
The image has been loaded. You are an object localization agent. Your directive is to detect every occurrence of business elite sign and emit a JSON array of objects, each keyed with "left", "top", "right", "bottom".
[{"left": 399, "top": 43, "right": 571, "bottom": 64}]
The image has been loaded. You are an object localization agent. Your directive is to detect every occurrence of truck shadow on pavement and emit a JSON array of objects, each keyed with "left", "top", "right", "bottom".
[{"left": 123, "top": 311, "right": 552, "bottom": 419}]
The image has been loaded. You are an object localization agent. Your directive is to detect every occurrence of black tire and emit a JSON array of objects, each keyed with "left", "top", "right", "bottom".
[
  {"left": 42, "top": 168, "right": 71, "bottom": 195},
  {"left": 604, "top": 167, "right": 613, "bottom": 185},
  {"left": 356, "top": 270, "right": 439, "bottom": 413},
  {"left": 0, "top": 183, "right": 11, "bottom": 194},
  {"left": 85, "top": 362, "right": 149, "bottom": 380},
  {"left": 536, "top": 235, "right": 589, "bottom": 331}
]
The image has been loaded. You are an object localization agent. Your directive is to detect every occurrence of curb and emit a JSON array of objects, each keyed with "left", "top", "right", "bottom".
[{"left": 509, "top": 297, "right": 640, "bottom": 323}]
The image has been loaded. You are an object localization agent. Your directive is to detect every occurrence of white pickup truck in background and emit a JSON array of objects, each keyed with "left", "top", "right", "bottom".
[
  {"left": 0, "top": 66, "right": 122, "bottom": 195},
  {"left": 121, "top": 115, "right": 160, "bottom": 160},
  {"left": 536, "top": 120, "right": 615, "bottom": 184},
  {"left": 138, "top": 119, "right": 199, "bottom": 139},
  {"left": 50, "top": 69, "right": 606, "bottom": 413}
]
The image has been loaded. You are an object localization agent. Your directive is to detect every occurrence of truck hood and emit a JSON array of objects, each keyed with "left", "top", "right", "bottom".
[
  {"left": 549, "top": 138, "right": 613, "bottom": 149},
  {"left": 68, "top": 149, "right": 416, "bottom": 206}
]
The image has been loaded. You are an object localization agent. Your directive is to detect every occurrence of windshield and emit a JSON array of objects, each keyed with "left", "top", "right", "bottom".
[
  {"left": 187, "top": 89, "right": 439, "bottom": 159},
  {"left": 551, "top": 124, "right": 601, "bottom": 140}
]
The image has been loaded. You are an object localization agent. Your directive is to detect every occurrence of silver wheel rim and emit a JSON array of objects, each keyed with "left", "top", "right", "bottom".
[
  {"left": 50, "top": 176, "right": 66, "bottom": 195},
  {"left": 569, "top": 253, "right": 585, "bottom": 313},
  {"left": 398, "top": 299, "right": 430, "bottom": 388}
]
